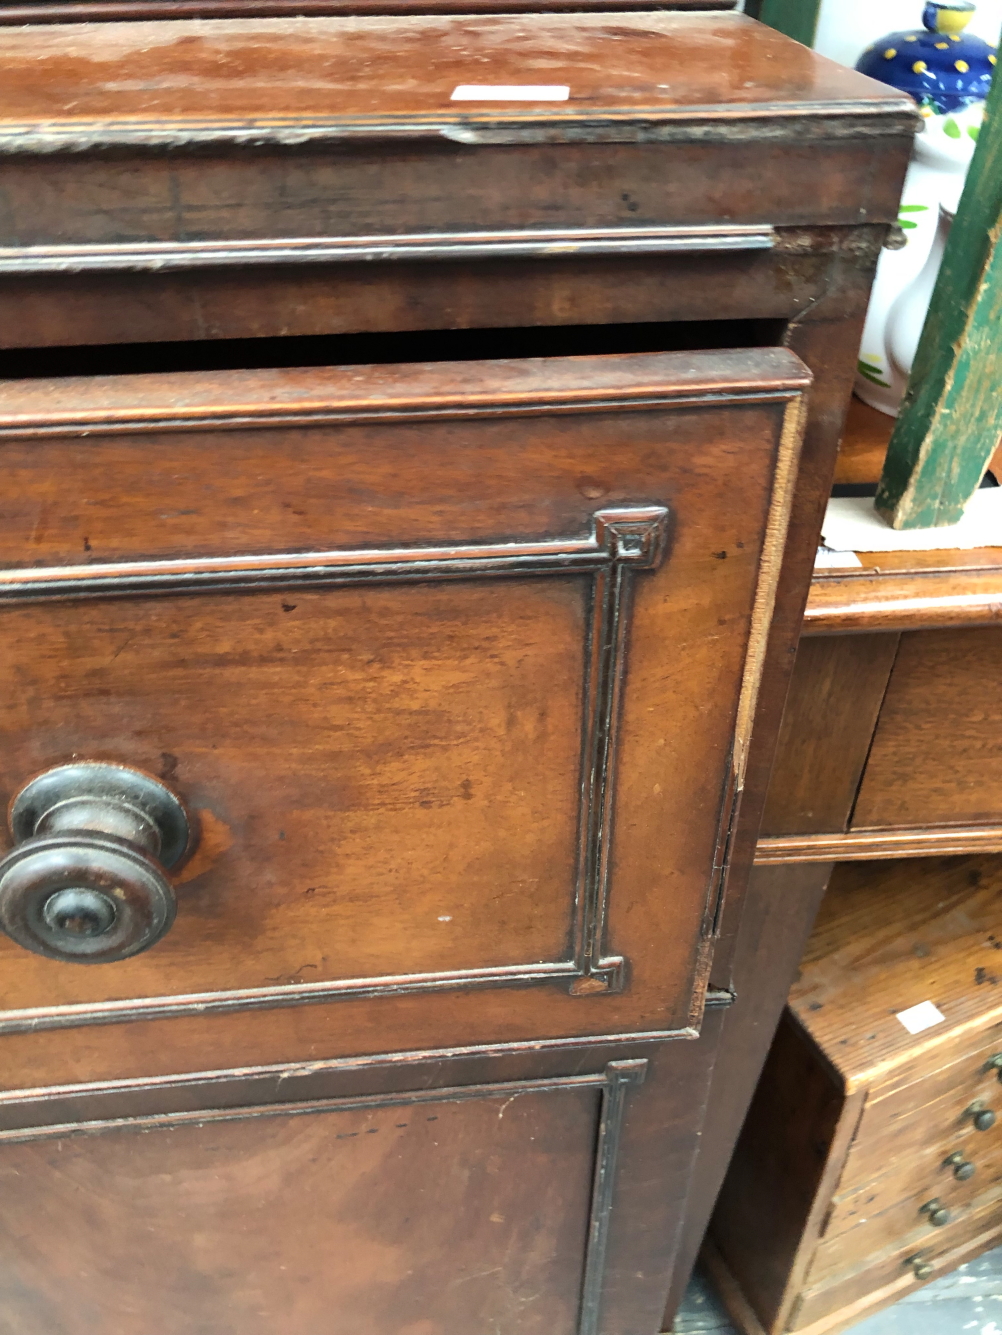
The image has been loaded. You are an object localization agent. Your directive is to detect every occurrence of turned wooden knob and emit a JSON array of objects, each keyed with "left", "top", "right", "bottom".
[{"left": 0, "top": 763, "right": 190, "bottom": 963}]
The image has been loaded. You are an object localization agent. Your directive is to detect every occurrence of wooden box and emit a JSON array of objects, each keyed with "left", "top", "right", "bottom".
[{"left": 709, "top": 854, "right": 1002, "bottom": 1335}]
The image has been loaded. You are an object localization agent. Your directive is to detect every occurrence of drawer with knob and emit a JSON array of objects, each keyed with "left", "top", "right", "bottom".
[
  {"left": 0, "top": 348, "right": 808, "bottom": 1088},
  {"left": 791, "top": 1181, "right": 1002, "bottom": 1333},
  {"left": 830, "top": 1081, "right": 1002, "bottom": 1214},
  {"left": 810, "top": 1137, "right": 1002, "bottom": 1285},
  {"left": 824, "top": 1138, "right": 1000, "bottom": 1243}
]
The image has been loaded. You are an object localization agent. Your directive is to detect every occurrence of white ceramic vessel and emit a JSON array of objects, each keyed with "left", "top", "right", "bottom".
[
  {"left": 814, "top": 0, "right": 999, "bottom": 415},
  {"left": 854, "top": 116, "right": 975, "bottom": 415}
]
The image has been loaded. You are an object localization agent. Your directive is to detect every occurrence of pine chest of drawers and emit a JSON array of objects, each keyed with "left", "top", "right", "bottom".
[
  {"left": 710, "top": 855, "right": 1002, "bottom": 1335},
  {"left": 0, "top": 13, "right": 913, "bottom": 1333}
]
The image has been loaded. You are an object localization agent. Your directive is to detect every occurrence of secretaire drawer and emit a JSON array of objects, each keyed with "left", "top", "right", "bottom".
[{"left": 0, "top": 348, "right": 808, "bottom": 1079}]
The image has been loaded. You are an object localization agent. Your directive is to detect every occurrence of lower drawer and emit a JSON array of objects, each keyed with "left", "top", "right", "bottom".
[
  {"left": 792, "top": 1184, "right": 1002, "bottom": 1332},
  {"left": 810, "top": 1137, "right": 1002, "bottom": 1285},
  {"left": 839, "top": 1082, "right": 1000, "bottom": 1190},
  {"left": 825, "top": 1129, "right": 1002, "bottom": 1239},
  {"left": 0, "top": 1044, "right": 650, "bottom": 1335}
]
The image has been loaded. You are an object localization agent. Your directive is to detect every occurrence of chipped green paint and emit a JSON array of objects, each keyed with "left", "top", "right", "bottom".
[
  {"left": 746, "top": 0, "right": 822, "bottom": 47},
  {"left": 876, "top": 63, "right": 1002, "bottom": 528}
]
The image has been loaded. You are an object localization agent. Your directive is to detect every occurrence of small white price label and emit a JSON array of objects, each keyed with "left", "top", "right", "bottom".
[
  {"left": 451, "top": 85, "right": 570, "bottom": 101},
  {"left": 896, "top": 1000, "right": 945, "bottom": 1035}
]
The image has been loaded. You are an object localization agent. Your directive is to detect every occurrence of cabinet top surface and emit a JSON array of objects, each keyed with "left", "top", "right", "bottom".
[
  {"left": 789, "top": 856, "right": 1002, "bottom": 1090},
  {"left": 0, "top": 12, "right": 915, "bottom": 149}
]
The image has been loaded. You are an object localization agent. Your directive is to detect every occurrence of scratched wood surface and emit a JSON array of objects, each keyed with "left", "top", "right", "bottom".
[{"left": 0, "top": 1077, "right": 598, "bottom": 1335}]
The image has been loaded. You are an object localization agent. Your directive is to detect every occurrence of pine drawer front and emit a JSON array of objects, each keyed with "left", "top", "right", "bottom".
[
  {"left": 833, "top": 1075, "right": 1002, "bottom": 1204},
  {"left": 0, "top": 348, "right": 808, "bottom": 1080},
  {"left": 809, "top": 1139, "right": 1002, "bottom": 1287},
  {"left": 792, "top": 1187, "right": 1002, "bottom": 1332}
]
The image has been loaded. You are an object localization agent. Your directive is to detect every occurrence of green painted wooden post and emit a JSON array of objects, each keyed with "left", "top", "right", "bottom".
[
  {"left": 875, "top": 64, "right": 1002, "bottom": 528},
  {"left": 745, "top": 0, "right": 822, "bottom": 47}
]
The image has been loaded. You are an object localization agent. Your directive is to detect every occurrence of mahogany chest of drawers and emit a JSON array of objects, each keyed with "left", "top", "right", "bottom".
[{"left": 0, "top": 13, "right": 914, "bottom": 1333}]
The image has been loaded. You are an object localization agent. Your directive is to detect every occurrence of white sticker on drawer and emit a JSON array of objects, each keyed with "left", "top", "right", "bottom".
[
  {"left": 451, "top": 85, "right": 571, "bottom": 101},
  {"left": 896, "top": 1000, "right": 946, "bottom": 1035}
]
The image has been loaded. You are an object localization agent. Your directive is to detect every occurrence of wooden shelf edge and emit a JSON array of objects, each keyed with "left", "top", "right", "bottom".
[
  {"left": 805, "top": 565, "right": 1002, "bottom": 635},
  {"left": 755, "top": 824, "right": 1002, "bottom": 865}
]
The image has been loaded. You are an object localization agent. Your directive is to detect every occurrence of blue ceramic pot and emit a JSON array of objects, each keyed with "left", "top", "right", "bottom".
[{"left": 856, "top": 0, "right": 997, "bottom": 113}]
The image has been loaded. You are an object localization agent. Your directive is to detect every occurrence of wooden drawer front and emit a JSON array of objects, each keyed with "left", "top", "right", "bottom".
[
  {"left": 826, "top": 1124, "right": 1002, "bottom": 1241},
  {"left": 0, "top": 1053, "right": 644, "bottom": 1335},
  {"left": 0, "top": 349, "right": 807, "bottom": 1055},
  {"left": 810, "top": 1139, "right": 1002, "bottom": 1287},
  {"left": 792, "top": 1185, "right": 1002, "bottom": 1332},
  {"left": 837, "top": 1078, "right": 1002, "bottom": 1196},
  {"left": 866, "top": 1020, "right": 1002, "bottom": 1126},
  {"left": 852, "top": 628, "right": 1002, "bottom": 831}
]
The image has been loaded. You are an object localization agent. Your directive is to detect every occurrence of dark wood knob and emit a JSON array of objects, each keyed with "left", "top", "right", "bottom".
[
  {"left": 967, "top": 1101, "right": 996, "bottom": 1131},
  {"left": 0, "top": 763, "right": 190, "bottom": 963},
  {"left": 943, "top": 1152, "right": 976, "bottom": 1182},
  {"left": 919, "top": 1199, "right": 950, "bottom": 1227}
]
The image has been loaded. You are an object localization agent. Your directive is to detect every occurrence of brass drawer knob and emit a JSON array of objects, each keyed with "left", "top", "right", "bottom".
[
  {"left": 906, "top": 1254, "right": 935, "bottom": 1280},
  {"left": 966, "top": 1101, "right": 996, "bottom": 1132},
  {"left": 919, "top": 1199, "right": 951, "bottom": 1227},
  {"left": 943, "top": 1151, "right": 976, "bottom": 1182},
  {"left": 0, "top": 763, "right": 190, "bottom": 964},
  {"left": 986, "top": 1054, "right": 1002, "bottom": 1079}
]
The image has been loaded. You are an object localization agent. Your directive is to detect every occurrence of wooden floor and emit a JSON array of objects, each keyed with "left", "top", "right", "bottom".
[{"left": 675, "top": 1246, "right": 1002, "bottom": 1335}]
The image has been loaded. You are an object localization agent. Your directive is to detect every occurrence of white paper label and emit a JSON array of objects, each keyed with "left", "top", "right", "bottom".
[
  {"left": 451, "top": 85, "right": 570, "bottom": 101},
  {"left": 896, "top": 1000, "right": 945, "bottom": 1035},
  {"left": 814, "top": 546, "right": 863, "bottom": 569}
]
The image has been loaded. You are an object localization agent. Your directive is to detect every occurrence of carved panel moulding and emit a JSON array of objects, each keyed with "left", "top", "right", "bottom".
[{"left": 0, "top": 507, "right": 668, "bottom": 1034}]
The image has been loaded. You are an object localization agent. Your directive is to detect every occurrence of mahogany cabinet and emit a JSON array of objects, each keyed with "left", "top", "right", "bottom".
[{"left": 0, "top": 13, "right": 914, "bottom": 1333}]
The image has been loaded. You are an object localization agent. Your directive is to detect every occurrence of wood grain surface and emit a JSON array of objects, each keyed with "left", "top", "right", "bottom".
[
  {"left": 0, "top": 349, "right": 807, "bottom": 1053},
  {"left": 792, "top": 857, "right": 1002, "bottom": 1092},
  {"left": 760, "top": 635, "right": 899, "bottom": 837},
  {"left": 852, "top": 629, "right": 1002, "bottom": 829},
  {"left": 0, "top": 0, "right": 738, "bottom": 20},
  {"left": 0, "top": 14, "right": 913, "bottom": 136},
  {"left": 0, "top": 1078, "right": 598, "bottom": 1335}
]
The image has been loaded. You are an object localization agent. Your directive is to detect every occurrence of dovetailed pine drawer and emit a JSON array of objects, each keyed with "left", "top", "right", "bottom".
[{"left": 0, "top": 348, "right": 808, "bottom": 1087}]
